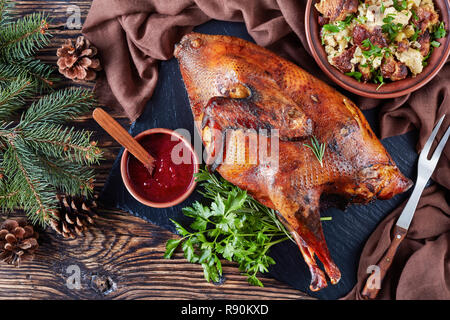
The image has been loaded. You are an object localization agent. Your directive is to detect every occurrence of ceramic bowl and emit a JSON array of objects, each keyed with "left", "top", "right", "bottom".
[
  {"left": 120, "top": 128, "right": 199, "bottom": 208},
  {"left": 305, "top": 0, "right": 450, "bottom": 98}
]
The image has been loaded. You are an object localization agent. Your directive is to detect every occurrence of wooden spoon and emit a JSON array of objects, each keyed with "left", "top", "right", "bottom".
[{"left": 93, "top": 108, "right": 155, "bottom": 174}]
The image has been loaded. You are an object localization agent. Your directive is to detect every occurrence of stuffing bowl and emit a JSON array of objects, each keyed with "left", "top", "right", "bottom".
[{"left": 305, "top": 0, "right": 450, "bottom": 99}]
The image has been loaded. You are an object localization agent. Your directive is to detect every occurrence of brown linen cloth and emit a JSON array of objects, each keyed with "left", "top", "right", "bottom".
[
  {"left": 343, "top": 185, "right": 450, "bottom": 300},
  {"left": 82, "top": 0, "right": 450, "bottom": 299}
]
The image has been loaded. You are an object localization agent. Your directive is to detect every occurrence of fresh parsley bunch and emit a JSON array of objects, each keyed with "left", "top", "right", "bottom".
[{"left": 164, "top": 169, "right": 293, "bottom": 287}]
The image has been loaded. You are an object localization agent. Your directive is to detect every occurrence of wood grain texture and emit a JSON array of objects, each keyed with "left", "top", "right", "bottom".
[{"left": 0, "top": 0, "right": 312, "bottom": 300}]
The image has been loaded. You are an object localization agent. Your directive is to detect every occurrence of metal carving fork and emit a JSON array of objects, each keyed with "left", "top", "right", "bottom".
[{"left": 361, "top": 114, "right": 450, "bottom": 299}]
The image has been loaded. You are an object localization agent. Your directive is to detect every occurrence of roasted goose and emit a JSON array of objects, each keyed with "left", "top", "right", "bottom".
[{"left": 174, "top": 33, "right": 412, "bottom": 291}]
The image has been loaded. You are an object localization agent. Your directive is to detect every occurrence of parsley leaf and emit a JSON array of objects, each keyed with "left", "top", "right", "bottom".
[
  {"left": 345, "top": 71, "right": 363, "bottom": 81},
  {"left": 383, "top": 15, "right": 395, "bottom": 24},
  {"left": 423, "top": 46, "right": 434, "bottom": 66},
  {"left": 431, "top": 40, "right": 441, "bottom": 48},
  {"left": 434, "top": 22, "right": 447, "bottom": 39},
  {"left": 342, "top": 14, "right": 355, "bottom": 25},
  {"left": 361, "top": 39, "right": 383, "bottom": 58},
  {"left": 382, "top": 16, "right": 404, "bottom": 42},
  {"left": 164, "top": 169, "right": 331, "bottom": 287},
  {"left": 163, "top": 239, "right": 182, "bottom": 259},
  {"left": 393, "top": 0, "right": 407, "bottom": 11},
  {"left": 322, "top": 14, "right": 354, "bottom": 34},
  {"left": 322, "top": 24, "right": 340, "bottom": 33},
  {"left": 356, "top": 16, "right": 368, "bottom": 24},
  {"left": 410, "top": 26, "right": 421, "bottom": 41},
  {"left": 373, "top": 69, "right": 385, "bottom": 90}
]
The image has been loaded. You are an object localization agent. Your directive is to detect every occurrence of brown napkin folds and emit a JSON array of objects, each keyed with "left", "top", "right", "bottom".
[
  {"left": 343, "top": 185, "right": 450, "bottom": 299},
  {"left": 83, "top": 0, "right": 449, "bottom": 299}
]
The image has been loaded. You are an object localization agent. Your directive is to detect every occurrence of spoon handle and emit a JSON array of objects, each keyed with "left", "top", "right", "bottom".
[{"left": 93, "top": 108, "right": 155, "bottom": 171}]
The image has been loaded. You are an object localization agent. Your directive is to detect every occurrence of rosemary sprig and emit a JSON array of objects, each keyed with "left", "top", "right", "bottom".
[{"left": 304, "top": 136, "right": 326, "bottom": 167}]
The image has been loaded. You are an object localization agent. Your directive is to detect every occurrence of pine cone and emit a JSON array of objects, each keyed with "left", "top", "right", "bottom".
[
  {"left": 49, "top": 194, "right": 98, "bottom": 239},
  {"left": 57, "top": 36, "right": 102, "bottom": 81},
  {"left": 0, "top": 219, "right": 39, "bottom": 267}
]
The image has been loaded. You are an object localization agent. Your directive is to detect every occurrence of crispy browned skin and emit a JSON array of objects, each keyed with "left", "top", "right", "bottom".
[
  {"left": 174, "top": 33, "right": 412, "bottom": 291},
  {"left": 315, "top": 0, "right": 358, "bottom": 21}
]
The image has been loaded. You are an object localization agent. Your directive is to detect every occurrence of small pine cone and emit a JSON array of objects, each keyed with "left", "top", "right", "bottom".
[
  {"left": 57, "top": 36, "right": 102, "bottom": 81},
  {"left": 49, "top": 194, "right": 98, "bottom": 239},
  {"left": 0, "top": 218, "right": 39, "bottom": 267}
]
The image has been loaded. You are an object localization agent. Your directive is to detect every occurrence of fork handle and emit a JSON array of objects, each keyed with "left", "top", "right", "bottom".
[{"left": 361, "top": 225, "right": 407, "bottom": 299}]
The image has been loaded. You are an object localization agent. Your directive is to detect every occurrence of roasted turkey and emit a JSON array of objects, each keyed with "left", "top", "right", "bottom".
[{"left": 174, "top": 33, "right": 412, "bottom": 291}]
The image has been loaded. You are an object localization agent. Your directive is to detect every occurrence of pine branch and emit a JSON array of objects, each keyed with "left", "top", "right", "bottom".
[
  {"left": 0, "top": 157, "right": 17, "bottom": 210},
  {"left": 38, "top": 156, "right": 95, "bottom": 196},
  {"left": 0, "top": 74, "right": 34, "bottom": 120},
  {"left": 0, "top": 0, "right": 13, "bottom": 27},
  {"left": 0, "top": 186, "right": 21, "bottom": 212},
  {"left": 0, "top": 86, "right": 102, "bottom": 225},
  {"left": 20, "top": 124, "right": 101, "bottom": 165},
  {"left": 18, "top": 88, "right": 95, "bottom": 127},
  {"left": 0, "top": 7, "right": 101, "bottom": 226},
  {"left": 0, "top": 12, "right": 50, "bottom": 61},
  {"left": 0, "top": 130, "right": 98, "bottom": 224},
  {"left": 0, "top": 58, "right": 56, "bottom": 90},
  {"left": 3, "top": 138, "right": 57, "bottom": 225},
  {"left": 0, "top": 166, "right": 21, "bottom": 212}
]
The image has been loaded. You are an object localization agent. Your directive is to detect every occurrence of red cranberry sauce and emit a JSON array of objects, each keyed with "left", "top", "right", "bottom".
[{"left": 127, "top": 132, "right": 195, "bottom": 203}]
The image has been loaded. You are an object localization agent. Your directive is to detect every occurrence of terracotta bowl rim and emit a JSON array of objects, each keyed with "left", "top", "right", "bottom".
[
  {"left": 305, "top": 0, "right": 450, "bottom": 99},
  {"left": 120, "top": 127, "right": 199, "bottom": 208}
]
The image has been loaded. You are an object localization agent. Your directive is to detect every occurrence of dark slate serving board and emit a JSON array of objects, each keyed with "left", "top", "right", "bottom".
[{"left": 100, "top": 20, "right": 419, "bottom": 300}]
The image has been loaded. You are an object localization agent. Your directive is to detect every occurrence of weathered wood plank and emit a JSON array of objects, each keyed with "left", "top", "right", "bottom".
[
  {"left": 0, "top": 210, "right": 312, "bottom": 300},
  {"left": 0, "top": 0, "right": 312, "bottom": 300}
]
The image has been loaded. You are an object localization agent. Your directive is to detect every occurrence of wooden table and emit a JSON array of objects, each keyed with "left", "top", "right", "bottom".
[{"left": 0, "top": 0, "right": 312, "bottom": 300}]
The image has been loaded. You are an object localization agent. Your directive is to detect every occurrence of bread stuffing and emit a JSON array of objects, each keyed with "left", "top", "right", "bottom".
[{"left": 315, "top": 0, "right": 447, "bottom": 87}]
